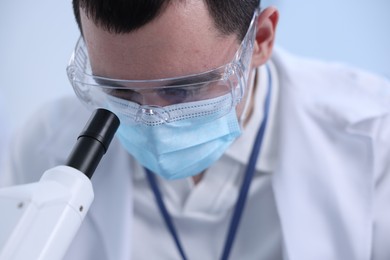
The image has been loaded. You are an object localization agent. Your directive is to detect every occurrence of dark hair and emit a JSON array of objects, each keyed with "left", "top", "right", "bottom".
[{"left": 73, "top": 0, "right": 261, "bottom": 40}]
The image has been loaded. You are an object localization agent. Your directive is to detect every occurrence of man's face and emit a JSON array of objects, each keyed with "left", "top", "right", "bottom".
[{"left": 80, "top": 1, "right": 253, "bottom": 117}]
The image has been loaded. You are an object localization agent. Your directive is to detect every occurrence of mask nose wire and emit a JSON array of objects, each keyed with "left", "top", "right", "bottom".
[{"left": 136, "top": 105, "right": 171, "bottom": 124}]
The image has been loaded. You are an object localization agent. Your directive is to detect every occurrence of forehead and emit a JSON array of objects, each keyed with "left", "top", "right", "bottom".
[{"left": 80, "top": 1, "right": 239, "bottom": 80}]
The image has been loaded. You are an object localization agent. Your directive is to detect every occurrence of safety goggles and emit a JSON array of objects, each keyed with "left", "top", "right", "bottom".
[{"left": 67, "top": 9, "right": 260, "bottom": 126}]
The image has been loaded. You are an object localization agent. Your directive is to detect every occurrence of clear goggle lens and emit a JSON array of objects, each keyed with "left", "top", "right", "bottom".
[{"left": 68, "top": 67, "right": 238, "bottom": 126}]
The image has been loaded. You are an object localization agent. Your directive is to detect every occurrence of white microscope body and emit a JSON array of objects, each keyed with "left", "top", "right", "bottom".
[{"left": 0, "top": 109, "right": 119, "bottom": 260}]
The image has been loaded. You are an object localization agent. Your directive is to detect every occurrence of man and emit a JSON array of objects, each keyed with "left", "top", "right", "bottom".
[{"left": 2, "top": 0, "right": 390, "bottom": 259}]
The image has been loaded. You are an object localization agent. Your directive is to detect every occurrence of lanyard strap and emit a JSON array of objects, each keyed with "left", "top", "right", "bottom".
[{"left": 145, "top": 66, "right": 272, "bottom": 260}]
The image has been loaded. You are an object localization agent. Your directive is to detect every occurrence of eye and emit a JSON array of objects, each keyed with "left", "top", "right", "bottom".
[
  {"left": 108, "top": 88, "right": 143, "bottom": 104},
  {"left": 156, "top": 85, "right": 203, "bottom": 104}
]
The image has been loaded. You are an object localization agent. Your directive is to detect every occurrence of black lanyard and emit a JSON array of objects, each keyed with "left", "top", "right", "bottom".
[{"left": 145, "top": 66, "right": 272, "bottom": 260}]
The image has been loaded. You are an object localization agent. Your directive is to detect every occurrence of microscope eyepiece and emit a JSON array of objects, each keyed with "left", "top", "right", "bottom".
[{"left": 66, "top": 109, "right": 120, "bottom": 178}]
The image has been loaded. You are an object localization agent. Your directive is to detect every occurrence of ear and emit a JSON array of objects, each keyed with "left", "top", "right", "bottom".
[{"left": 251, "top": 7, "right": 279, "bottom": 67}]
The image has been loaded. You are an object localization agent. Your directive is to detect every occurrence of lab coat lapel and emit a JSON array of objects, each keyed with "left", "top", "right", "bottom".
[{"left": 270, "top": 85, "right": 387, "bottom": 260}]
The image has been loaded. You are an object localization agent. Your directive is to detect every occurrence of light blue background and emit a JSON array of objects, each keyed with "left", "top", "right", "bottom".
[{"left": 1, "top": 0, "right": 389, "bottom": 135}]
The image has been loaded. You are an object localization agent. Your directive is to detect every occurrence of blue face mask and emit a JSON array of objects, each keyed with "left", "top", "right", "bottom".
[{"left": 110, "top": 95, "right": 242, "bottom": 180}]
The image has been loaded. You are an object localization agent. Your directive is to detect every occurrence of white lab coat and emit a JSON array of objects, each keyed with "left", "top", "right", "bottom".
[
  {"left": 0, "top": 94, "right": 9, "bottom": 166},
  {"left": 1, "top": 48, "right": 390, "bottom": 259}
]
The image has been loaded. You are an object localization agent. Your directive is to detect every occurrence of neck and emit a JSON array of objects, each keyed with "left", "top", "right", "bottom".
[
  {"left": 241, "top": 69, "right": 258, "bottom": 128},
  {"left": 192, "top": 172, "right": 205, "bottom": 185}
]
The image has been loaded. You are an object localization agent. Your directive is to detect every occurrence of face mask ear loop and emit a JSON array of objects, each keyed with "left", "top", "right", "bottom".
[{"left": 239, "top": 69, "right": 256, "bottom": 126}]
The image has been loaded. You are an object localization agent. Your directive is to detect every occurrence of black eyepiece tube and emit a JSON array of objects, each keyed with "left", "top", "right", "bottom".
[{"left": 66, "top": 109, "right": 120, "bottom": 179}]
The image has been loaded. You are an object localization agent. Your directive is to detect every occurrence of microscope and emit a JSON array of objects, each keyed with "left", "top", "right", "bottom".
[{"left": 0, "top": 109, "right": 119, "bottom": 260}]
